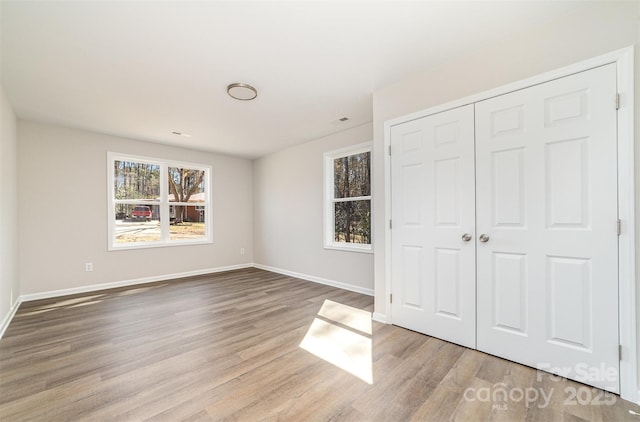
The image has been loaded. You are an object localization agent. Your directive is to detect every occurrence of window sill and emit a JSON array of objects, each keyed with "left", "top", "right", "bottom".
[
  {"left": 109, "top": 238, "right": 213, "bottom": 251},
  {"left": 324, "top": 244, "right": 373, "bottom": 254}
]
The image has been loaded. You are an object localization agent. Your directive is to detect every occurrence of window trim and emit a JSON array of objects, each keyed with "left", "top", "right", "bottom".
[
  {"left": 323, "top": 142, "right": 373, "bottom": 253},
  {"left": 107, "top": 152, "right": 212, "bottom": 251}
]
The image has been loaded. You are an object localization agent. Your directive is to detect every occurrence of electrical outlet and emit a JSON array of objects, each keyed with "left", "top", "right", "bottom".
[
  {"left": 85, "top": 262, "right": 93, "bottom": 272},
  {"left": 240, "top": 248, "right": 245, "bottom": 255}
]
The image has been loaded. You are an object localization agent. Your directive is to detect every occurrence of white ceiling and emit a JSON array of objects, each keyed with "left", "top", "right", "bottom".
[{"left": 1, "top": 1, "right": 594, "bottom": 159}]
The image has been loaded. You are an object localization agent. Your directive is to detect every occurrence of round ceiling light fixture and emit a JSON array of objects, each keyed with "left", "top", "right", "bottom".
[{"left": 227, "top": 83, "right": 258, "bottom": 101}]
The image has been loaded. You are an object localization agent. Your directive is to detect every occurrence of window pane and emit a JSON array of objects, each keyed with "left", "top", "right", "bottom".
[
  {"left": 114, "top": 161, "right": 160, "bottom": 200},
  {"left": 334, "top": 200, "right": 371, "bottom": 244},
  {"left": 168, "top": 167, "right": 206, "bottom": 203},
  {"left": 333, "top": 152, "right": 371, "bottom": 198},
  {"left": 170, "top": 206, "right": 206, "bottom": 240},
  {"left": 114, "top": 204, "right": 161, "bottom": 243}
]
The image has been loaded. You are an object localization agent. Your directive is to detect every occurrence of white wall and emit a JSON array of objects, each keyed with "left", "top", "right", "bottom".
[
  {"left": 0, "top": 86, "right": 19, "bottom": 330},
  {"left": 253, "top": 123, "right": 374, "bottom": 294},
  {"left": 372, "top": 0, "right": 640, "bottom": 399},
  {"left": 18, "top": 120, "right": 253, "bottom": 296}
]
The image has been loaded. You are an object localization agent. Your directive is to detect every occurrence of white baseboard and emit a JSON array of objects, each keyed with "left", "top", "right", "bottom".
[
  {"left": 20, "top": 263, "right": 253, "bottom": 302},
  {"left": 252, "top": 263, "right": 374, "bottom": 296},
  {"left": 0, "top": 297, "right": 22, "bottom": 339},
  {"left": 372, "top": 312, "right": 387, "bottom": 323}
]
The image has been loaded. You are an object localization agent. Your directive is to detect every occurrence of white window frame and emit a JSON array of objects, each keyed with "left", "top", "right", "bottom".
[
  {"left": 323, "top": 142, "right": 373, "bottom": 253},
  {"left": 108, "top": 152, "right": 212, "bottom": 250}
]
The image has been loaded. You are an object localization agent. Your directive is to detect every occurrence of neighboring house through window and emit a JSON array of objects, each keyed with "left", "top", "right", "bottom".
[
  {"left": 324, "top": 142, "right": 372, "bottom": 252},
  {"left": 108, "top": 153, "right": 212, "bottom": 250}
]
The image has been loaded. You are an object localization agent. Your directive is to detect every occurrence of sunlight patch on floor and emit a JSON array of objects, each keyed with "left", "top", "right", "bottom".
[
  {"left": 300, "top": 300, "right": 373, "bottom": 384},
  {"left": 317, "top": 299, "right": 372, "bottom": 335}
]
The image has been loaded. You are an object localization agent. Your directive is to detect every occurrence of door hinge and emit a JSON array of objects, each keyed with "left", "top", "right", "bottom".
[
  {"left": 616, "top": 93, "right": 620, "bottom": 110},
  {"left": 619, "top": 344, "right": 623, "bottom": 360},
  {"left": 617, "top": 219, "right": 621, "bottom": 236},
  {"left": 388, "top": 145, "right": 392, "bottom": 156},
  {"left": 390, "top": 294, "right": 393, "bottom": 304},
  {"left": 389, "top": 219, "right": 392, "bottom": 229}
]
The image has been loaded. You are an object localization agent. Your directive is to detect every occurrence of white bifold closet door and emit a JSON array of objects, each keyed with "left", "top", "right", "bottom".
[
  {"left": 390, "top": 63, "right": 619, "bottom": 392},
  {"left": 390, "top": 104, "right": 476, "bottom": 349},
  {"left": 475, "top": 63, "right": 619, "bottom": 393}
]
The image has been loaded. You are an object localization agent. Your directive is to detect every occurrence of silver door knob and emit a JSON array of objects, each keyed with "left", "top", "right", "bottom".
[
  {"left": 461, "top": 233, "right": 472, "bottom": 242},
  {"left": 479, "top": 234, "right": 490, "bottom": 243}
]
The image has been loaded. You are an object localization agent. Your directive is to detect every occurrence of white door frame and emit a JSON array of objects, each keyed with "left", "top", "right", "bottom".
[{"left": 382, "top": 46, "right": 637, "bottom": 403}]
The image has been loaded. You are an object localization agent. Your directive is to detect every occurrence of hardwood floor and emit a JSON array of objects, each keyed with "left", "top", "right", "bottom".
[{"left": 1, "top": 268, "right": 638, "bottom": 421}]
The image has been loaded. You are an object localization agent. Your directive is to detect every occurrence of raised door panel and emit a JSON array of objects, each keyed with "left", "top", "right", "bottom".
[
  {"left": 545, "top": 138, "right": 589, "bottom": 228},
  {"left": 492, "top": 148, "right": 526, "bottom": 227},
  {"left": 400, "top": 245, "right": 424, "bottom": 311},
  {"left": 492, "top": 252, "right": 527, "bottom": 335},
  {"left": 435, "top": 248, "right": 461, "bottom": 319},
  {"left": 546, "top": 256, "right": 592, "bottom": 350},
  {"left": 401, "top": 163, "right": 424, "bottom": 227},
  {"left": 435, "top": 158, "right": 460, "bottom": 227}
]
